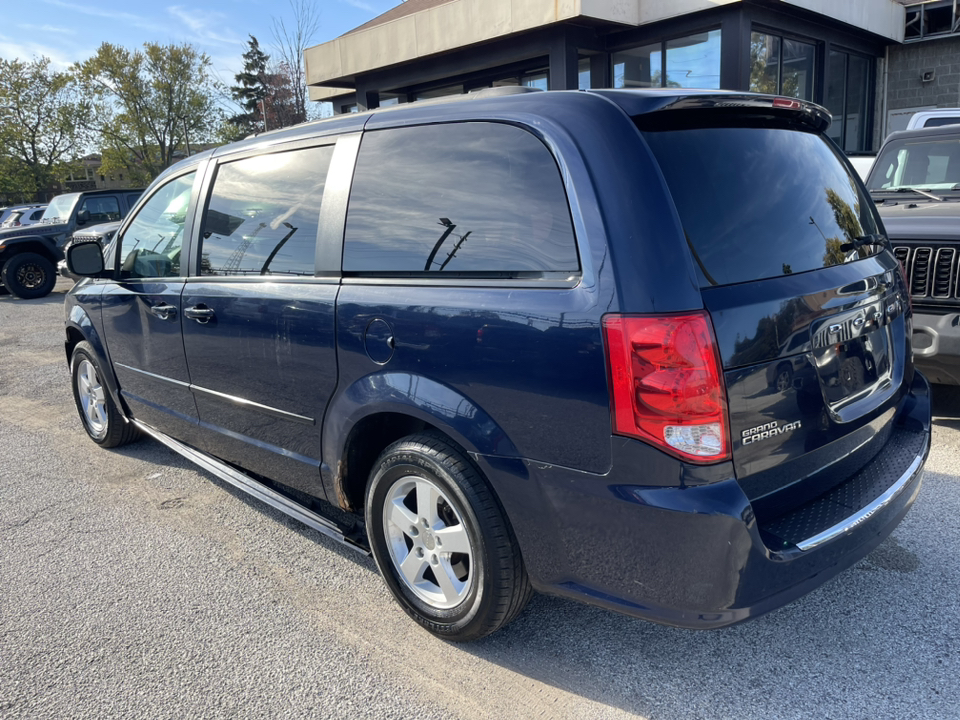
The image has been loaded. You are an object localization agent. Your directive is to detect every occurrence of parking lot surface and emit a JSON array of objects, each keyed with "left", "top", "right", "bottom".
[{"left": 2, "top": 279, "right": 959, "bottom": 719}]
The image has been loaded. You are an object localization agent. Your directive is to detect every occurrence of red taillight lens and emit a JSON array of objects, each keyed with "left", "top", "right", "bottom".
[
  {"left": 602, "top": 312, "right": 730, "bottom": 463},
  {"left": 773, "top": 97, "right": 803, "bottom": 109}
]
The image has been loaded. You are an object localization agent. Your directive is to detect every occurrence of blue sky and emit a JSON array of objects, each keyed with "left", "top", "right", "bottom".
[{"left": 0, "top": 0, "right": 397, "bottom": 88}]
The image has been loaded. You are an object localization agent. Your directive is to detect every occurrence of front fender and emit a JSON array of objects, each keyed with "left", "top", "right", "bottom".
[
  {"left": 0, "top": 233, "right": 60, "bottom": 263},
  {"left": 65, "top": 289, "right": 128, "bottom": 422},
  {"left": 323, "top": 372, "right": 520, "bottom": 462}
]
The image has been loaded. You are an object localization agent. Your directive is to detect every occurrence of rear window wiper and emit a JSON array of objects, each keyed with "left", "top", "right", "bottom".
[
  {"left": 870, "top": 187, "right": 943, "bottom": 201},
  {"left": 840, "top": 233, "right": 891, "bottom": 253}
]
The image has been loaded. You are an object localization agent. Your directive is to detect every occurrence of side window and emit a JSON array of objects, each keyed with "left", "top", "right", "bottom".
[
  {"left": 30, "top": 209, "right": 44, "bottom": 221},
  {"left": 198, "top": 145, "right": 334, "bottom": 276},
  {"left": 343, "top": 123, "right": 579, "bottom": 274},
  {"left": 117, "top": 172, "right": 196, "bottom": 279},
  {"left": 79, "top": 196, "right": 121, "bottom": 223},
  {"left": 125, "top": 192, "right": 143, "bottom": 210}
]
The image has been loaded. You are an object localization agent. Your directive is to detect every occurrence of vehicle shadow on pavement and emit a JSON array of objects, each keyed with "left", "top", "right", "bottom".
[{"left": 457, "top": 525, "right": 956, "bottom": 718}]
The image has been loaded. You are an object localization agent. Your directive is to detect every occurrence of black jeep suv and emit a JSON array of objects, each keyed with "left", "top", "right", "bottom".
[
  {"left": 0, "top": 188, "right": 141, "bottom": 299},
  {"left": 63, "top": 88, "right": 930, "bottom": 641},
  {"left": 867, "top": 124, "right": 960, "bottom": 385}
]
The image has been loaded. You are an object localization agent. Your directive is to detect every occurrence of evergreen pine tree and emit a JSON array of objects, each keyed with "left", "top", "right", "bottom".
[{"left": 229, "top": 35, "right": 270, "bottom": 136}]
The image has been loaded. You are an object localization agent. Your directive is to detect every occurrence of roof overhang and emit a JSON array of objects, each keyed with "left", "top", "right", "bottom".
[{"left": 306, "top": 0, "right": 905, "bottom": 96}]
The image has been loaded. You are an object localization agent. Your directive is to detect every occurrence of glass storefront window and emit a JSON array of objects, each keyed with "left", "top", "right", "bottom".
[
  {"left": 613, "top": 31, "right": 720, "bottom": 90},
  {"left": 665, "top": 29, "right": 721, "bottom": 88},
  {"left": 783, "top": 39, "right": 815, "bottom": 100},
  {"left": 750, "top": 32, "right": 780, "bottom": 94},
  {"left": 613, "top": 43, "right": 661, "bottom": 88},
  {"left": 579, "top": 58, "right": 591, "bottom": 90},
  {"left": 825, "top": 50, "right": 872, "bottom": 152},
  {"left": 521, "top": 72, "right": 548, "bottom": 91},
  {"left": 750, "top": 31, "right": 815, "bottom": 100}
]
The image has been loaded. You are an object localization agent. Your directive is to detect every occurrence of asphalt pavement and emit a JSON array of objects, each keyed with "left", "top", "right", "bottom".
[{"left": 1, "top": 279, "right": 959, "bottom": 719}]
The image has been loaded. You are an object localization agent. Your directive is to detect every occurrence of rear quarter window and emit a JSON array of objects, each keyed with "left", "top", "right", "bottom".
[{"left": 343, "top": 122, "right": 578, "bottom": 275}]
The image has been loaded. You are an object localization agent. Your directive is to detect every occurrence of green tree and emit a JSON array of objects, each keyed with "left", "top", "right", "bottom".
[
  {"left": 227, "top": 35, "right": 270, "bottom": 139},
  {"left": 0, "top": 57, "right": 90, "bottom": 200},
  {"left": 75, "top": 42, "right": 222, "bottom": 185},
  {"left": 822, "top": 185, "right": 866, "bottom": 266}
]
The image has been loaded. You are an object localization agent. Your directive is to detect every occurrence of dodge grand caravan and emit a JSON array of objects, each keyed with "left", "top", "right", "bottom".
[{"left": 64, "top": 88, "right": 931, "bottom": 641}]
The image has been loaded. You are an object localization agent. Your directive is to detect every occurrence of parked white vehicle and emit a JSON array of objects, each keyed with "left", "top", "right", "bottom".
[
  {"left": 1, "top": 205, "right": 47, "bottom": 228},
  {"left": 906, "top": 109, "right": 960, "bottom": 130},
  {"left": 846, "top": 154, "right": 876, "bottom": 180}
]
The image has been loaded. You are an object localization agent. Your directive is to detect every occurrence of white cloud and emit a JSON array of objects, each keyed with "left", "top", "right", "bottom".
[
  {"left": 17, "top": 24, "right": 76, "bottom": 35},
  {"left": 166, "top": 6, "right": 244, "bottom": 47},
  {"left": 341, "top": 0, "right": 377, "bottom": 12},
  {"left": 0, "top": 33, "right": 83, "bottom": 69},
  {"left": 40, "top": 0, "right": 156, "bottom": 31}
]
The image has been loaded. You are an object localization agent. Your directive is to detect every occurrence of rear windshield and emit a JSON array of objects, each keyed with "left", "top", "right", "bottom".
[{"left": 641, "top": 122, "right": 881, "bottom": 287}]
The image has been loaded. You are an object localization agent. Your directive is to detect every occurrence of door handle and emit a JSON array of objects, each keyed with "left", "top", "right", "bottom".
[
  {"left": 184, "top": 305, "right": 215, "bottom": 324},
  {"left": 149, "top": 303, "right": 177, "bottom": 320}
]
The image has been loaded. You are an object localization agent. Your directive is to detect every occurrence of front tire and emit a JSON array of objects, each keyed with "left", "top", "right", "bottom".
[
  {"left": 71, "top": 341, "right": 140, "bottom": 448},
  {"left": 365, "top": 433, "right": 532, "bottom": 641},
  {"left": 1, "top": 252, "right": 56, "bottom": 299}
]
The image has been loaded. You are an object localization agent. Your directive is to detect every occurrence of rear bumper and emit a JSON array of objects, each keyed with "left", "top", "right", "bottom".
[
  {"left": 913, "top": 311, "right": 960, "bottom": 384},
  {"left": 478, "top": 372, "right": 931, "bottom": 629}
]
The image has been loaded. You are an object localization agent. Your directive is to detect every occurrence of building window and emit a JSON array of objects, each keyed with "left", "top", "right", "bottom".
[
  {"left": 415, "top": 84, "right": 463, "bottom": 101},
  {"left": 521, "top": 72, "right": 548, "bottom": 91},
  {"left": 578, "top": 58, "right": 591, "bottom": 90},
  {"left": 613, "top": 29, "right": 721, "bottom": 90},
  {"left": 749, "top": 31, "right": 816, "bottom": 100},
  {"left": 100, "top": 175, "right": 106, "bottom": 182},
  {"left": 825, "top": 50, "right": 872, "bottom": 152}
]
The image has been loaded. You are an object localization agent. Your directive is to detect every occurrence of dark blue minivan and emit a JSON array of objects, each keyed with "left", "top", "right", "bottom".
[{"left": 64, "top": 88, "right": 931, "bottom": 641}]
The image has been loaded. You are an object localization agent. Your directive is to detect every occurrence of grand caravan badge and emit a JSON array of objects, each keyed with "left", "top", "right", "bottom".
[{"left": 741, "top": 420, "right": 802, "bottom": 446}]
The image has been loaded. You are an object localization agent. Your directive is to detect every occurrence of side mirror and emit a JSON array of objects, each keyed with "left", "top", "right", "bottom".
[
  {"left": 76, "top": 208, "right": 90, "bottom": 226},
  {"left": 66, "top": 241, "right": 105, "bottom": 277}
]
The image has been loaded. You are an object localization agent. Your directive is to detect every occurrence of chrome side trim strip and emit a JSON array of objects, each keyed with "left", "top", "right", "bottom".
[
  {"left": 116, "top": 362, "right": 191, "bottom": 388},
  {"left": 115, "top": 363, "right": 315, "bottom": 425},
  {"left": 132, "top": 420, "right": 368, "bottom": 556},
  {"left": 796, "top": 444, "right": 927, "bottom": 552},
  {"left": 190, "top": 385, "right": 315, "bottom": 425}
]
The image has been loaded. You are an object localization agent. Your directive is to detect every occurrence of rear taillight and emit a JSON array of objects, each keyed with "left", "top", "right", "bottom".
[{"left": 602, "top": 312, "right": 730, "bottom": 463}]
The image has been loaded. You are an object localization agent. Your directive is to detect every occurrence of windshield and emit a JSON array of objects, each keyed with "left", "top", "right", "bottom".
[
  {"left": 867, "top": 137, "right": 960, "bottom": 191},
  {"left": 641, "top": 122, "right": 882, "bottom": 287},
  {"left": 41, "top": 194, "right": 80, "bottom": 223}
]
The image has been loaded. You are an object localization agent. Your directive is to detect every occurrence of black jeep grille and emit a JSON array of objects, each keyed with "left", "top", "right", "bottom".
[{"left": 893, "top": 243, "right": 960, "bottom": 304}]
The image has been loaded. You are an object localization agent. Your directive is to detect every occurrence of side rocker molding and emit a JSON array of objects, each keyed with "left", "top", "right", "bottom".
[{"left": 132, "top": 420, "right": 370, "bottom": 556}]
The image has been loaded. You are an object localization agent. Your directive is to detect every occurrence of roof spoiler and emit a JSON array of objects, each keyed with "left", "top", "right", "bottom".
[{"left": 590, "top": 90, "right": 832, "bottom": 134}]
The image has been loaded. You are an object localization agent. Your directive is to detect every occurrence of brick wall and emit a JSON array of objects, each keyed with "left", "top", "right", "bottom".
[{"left": 886, "top": 36, "right": 960, "bottom": 110}]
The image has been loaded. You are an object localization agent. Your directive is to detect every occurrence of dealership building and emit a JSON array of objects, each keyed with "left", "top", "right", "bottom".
[{"left": 304, "top": 0, "right": 960, "bottom": 153}]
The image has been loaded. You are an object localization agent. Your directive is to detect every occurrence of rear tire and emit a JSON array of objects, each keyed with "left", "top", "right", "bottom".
[
  {"left": 365, "top": 432, "right": 532, "bottom": 641},
  {"left": 71, "top": 341, "right": 140, "bottom": 448},
  {"left": 1, "top": 252, "right": 56, "bottom": 299}
]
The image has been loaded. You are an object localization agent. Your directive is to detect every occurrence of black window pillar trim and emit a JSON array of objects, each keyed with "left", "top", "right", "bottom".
[
  {"left": 720, "top": 10, "right": 751, "bottom": 91},
  {"left": 549, "top": 27, "right": 580, "bottom": 90}
]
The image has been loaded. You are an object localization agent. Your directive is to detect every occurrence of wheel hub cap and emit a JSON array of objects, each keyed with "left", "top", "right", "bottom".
[
  {"left": 383, "top": 475, "right": 474, "bottom": 609},
  {"left": 77, "top": 359, "right": 107, "bottom": 437},
  {"left": 17, "top": 264, "right": 44, "bottom": 289}
]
